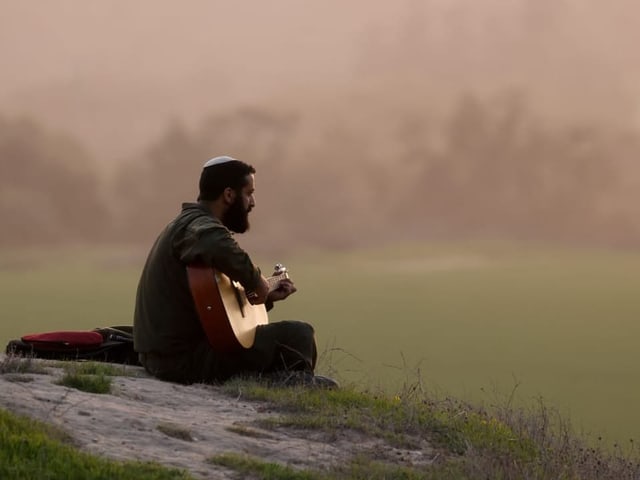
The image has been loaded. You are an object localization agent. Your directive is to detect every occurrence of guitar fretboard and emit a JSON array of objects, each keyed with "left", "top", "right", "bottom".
[{"left": 266, "top": 272, "right": 288, "bottom": 293}]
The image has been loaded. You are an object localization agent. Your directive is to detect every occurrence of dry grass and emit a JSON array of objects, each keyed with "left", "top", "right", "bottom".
[
  {"left": 156, "top": 422, "right": 194, "bottom": 442},
  {"left": 220, "top": 376, "right": 640, "bottom": 479},
  {"left": 0, "top": 354, "right": 49, "bottom": 375}
]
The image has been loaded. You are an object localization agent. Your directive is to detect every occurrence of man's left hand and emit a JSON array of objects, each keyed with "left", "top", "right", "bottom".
[{"left": 268, "top": 278, "right": 297, "bottom": 303}]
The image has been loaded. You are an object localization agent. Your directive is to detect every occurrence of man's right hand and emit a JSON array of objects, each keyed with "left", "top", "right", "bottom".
[{"left": 247, "top": 275, "right": 269, "bottom": 305}]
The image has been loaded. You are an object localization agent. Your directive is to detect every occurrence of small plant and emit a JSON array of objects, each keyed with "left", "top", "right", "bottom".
[
  {"left": 156, "top": 422, "right": 194, "bottom": 442},
  {"left": 57, "top": 371, "right": 111, "bottom": 394},
  {"left": 211, "top": 453, "right": 323, "bottom": 480},
  {"left": 64, "top": 361, "right": 131, "bottom": 377},
  {"left": 0, "top": 354, "right": 48, "bottom": 375},
  {"left": 56, "top": 362, "right": 115, "bottom": 394}
]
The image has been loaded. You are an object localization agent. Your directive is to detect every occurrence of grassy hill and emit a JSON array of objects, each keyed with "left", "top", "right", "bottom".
[{"left": 1, "top": 355, "right": 639, "bottom": 479}]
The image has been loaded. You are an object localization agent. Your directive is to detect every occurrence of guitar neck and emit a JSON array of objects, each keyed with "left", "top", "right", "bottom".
[{"left": 266, "top": 272, "right": 288, "bottom": 293}]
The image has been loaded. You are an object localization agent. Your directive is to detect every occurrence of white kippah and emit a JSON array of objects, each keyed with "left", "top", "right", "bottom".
[{"left": 203, "top": 156, "right": 237, "bottom": 168}]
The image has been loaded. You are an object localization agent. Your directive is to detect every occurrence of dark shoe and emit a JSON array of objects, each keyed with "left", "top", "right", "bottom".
[{"left": 311, "top": 374, "right": 340, "bottom": 389}]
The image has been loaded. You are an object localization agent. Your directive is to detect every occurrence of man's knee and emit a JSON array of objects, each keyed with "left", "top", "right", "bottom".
[{"left": 277, "top": 320, "right": 315, "bottom": 337}]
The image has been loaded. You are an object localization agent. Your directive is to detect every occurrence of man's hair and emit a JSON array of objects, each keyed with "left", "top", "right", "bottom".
[{"left": 198, "top": 159, "right": 256, "bottom": 201}]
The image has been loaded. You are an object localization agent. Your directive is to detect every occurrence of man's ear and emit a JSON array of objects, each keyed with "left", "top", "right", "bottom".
[{"left": 222, "top": 187, "right": 236, "bottom": 205}]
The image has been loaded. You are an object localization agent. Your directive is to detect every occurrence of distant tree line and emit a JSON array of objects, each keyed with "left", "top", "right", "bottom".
[
  {"left": 0, "top": 115, "right": 109, "bottom": 245},
  {"left": 1, "top": 94, "right": 638, "bottom": 250},
  {"left": 388, "top": 94, "right": 636, "bottom": 246}
]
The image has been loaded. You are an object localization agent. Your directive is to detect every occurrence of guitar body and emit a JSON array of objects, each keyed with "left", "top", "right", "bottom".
[{"left": 187, "top": 264, "right": 272, "bottom": 352}]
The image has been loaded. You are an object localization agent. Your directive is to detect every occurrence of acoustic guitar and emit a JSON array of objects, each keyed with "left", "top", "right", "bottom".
[{"left": 187, "top": 263, "right": 289, "bottom": 352}]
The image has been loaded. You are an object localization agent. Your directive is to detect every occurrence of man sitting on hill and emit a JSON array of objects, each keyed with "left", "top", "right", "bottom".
[{"left": 133, "top": 156, "right": 337, "bottom": 388}]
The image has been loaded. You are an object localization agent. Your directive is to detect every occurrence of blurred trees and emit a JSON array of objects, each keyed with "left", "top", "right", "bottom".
[
  {"left": 111, "top": 108, "right": 295, "bottom": 243},
  {"left": 0, "top": 115, "right": 109, "bottom": 246},
  {"left": 404, "top": 94, "right": 619, "bottom": 244},
  {"left": 1, "top": 96, "right": 638, "bottom": 250}
]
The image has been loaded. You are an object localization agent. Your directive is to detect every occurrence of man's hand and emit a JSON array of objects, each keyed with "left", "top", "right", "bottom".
[
  {"left": 247, "top": 276, "right": 270, "bottom": 305},
  {"left": 267, "top": 278, "right": 297, "bottom": 303}
]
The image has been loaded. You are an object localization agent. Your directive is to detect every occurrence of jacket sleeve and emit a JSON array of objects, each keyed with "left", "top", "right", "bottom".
[{"left": 173, "top": 215, "right": 262, "bottom": 292}]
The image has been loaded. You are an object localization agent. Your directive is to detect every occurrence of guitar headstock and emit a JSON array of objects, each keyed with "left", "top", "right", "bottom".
[{"left": 273, "top": 263, "right": 289, "bottom": 279}]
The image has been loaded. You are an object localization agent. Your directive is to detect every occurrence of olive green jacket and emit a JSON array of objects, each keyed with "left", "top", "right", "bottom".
[{"left": 133, "top": 203, "right": 262, "bottom": 354}]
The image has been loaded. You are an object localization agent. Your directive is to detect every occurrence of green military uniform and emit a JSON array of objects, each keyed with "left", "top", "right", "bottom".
[{"left": 133, "top": 203, "right": 317, "bottom": 384}]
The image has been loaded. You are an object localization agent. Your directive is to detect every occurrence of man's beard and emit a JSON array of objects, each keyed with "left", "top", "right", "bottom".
[{"left": 223, "top": 196, "right": 251, "bottom": 233}]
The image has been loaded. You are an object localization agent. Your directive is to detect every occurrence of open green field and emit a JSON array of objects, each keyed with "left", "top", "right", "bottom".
[{"left": 2, "top": 243, "right": 639, "bottom": 446}]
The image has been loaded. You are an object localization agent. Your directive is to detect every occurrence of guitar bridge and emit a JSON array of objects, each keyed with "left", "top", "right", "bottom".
[{"left": 232, "top": 281, "right": 246, "bottom": 318}]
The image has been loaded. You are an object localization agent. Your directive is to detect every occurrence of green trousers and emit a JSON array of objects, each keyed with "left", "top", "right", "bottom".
[{"left": 139, "top": 320, "right": 317, "bottom": 384}]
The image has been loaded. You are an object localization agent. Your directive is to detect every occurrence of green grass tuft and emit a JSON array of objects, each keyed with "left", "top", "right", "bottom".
[
  {"left": 57, "top": 372, "right": 112, "bottom": 394},
  {"left": 211, "top": 453, "right": 324, "bottom": 480},
  {"left": 63, "top": 361, "right": 132, "bottom": 377},
  {"left": 56, "top": 362, "right": 116, "bottom": 394},
  {"left": 0, "top": 408, "right": 193, "bottom": 480},
  {"left": 0, "top": 355, "right": 48, "bottom": 375}
]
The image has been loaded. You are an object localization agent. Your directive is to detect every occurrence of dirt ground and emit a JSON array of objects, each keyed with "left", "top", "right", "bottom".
[{"left": 0, "top": 356, "right": 435, "bottom": 479}]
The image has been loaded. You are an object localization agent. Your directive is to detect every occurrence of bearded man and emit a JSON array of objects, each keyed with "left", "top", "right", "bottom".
[{"left": 133, "top": 156, "right": 336, "bottom": 387}]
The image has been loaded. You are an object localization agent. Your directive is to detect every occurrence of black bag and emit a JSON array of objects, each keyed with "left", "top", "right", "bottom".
[{"left": 5, "top": 325, "right": 141, "bottom": 365}]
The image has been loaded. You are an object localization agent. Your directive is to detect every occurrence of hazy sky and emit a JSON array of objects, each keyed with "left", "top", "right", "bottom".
[
  {"left": 0, "top": 1, "right": 385, "bottom": 95},
  {"left": 0, "top": 1, "right": 395, "bottom": 163},
  {"left": 1, "top": 0, "right": 639, "bottom": 166}
]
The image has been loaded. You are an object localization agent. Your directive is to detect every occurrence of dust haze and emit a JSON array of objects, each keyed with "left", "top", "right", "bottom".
[{"left": 1, "top": 0, "right": 640, "bottom": 252}]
